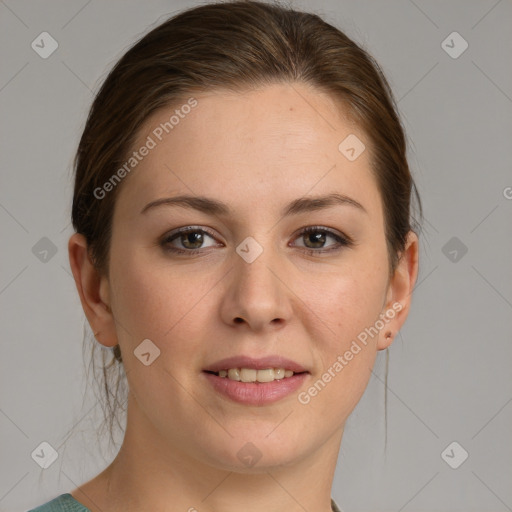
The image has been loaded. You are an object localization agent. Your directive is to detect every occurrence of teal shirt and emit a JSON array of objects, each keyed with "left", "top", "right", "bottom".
[
  {"left": 28, "top": 493, "right": 343, "bottom": 511},
  {"left": 27, "top": 494, "right": 89, "bottom": 511}
]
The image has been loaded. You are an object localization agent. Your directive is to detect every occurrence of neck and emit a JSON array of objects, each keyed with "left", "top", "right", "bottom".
[{"left": 74, "top": 394, "right": 344, "bottom": 512}]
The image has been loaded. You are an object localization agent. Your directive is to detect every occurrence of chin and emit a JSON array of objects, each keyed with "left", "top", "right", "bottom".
[{"left": 196, "top": 431, "right": 309, "bottom": 473}]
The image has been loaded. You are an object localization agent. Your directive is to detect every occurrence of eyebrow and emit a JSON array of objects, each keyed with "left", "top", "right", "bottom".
[{"left": 140, "top": 192, "right": 368, "bottom": 217}]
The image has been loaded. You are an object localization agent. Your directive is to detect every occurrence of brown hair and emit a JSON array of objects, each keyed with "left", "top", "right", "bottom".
[{"left": 71, "top": 0, "right": 422, "bottom": 449}]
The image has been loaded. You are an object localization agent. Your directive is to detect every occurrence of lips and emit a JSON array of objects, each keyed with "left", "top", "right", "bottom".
[
  {"left": 203, "top": 355, "right": 308, "bottom": 374},
  {"left": 202, "top": 355, "right": 309, "bottom": 405},
  {"left": 203, "top": 371, "right": 308, "bottom": 405}
]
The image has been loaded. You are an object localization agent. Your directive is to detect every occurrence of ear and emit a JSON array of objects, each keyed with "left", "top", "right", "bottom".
[
  {"left": 68, "top": 232, "right": 117, "bottom": 348},
  {"left": 377, "top": 231, "right": 419, "bottom": 351}
]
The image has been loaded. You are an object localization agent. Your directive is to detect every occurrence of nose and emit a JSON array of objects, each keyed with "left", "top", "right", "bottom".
[{"left": 219, "top": 243, "right": 293, "bottom": 333}]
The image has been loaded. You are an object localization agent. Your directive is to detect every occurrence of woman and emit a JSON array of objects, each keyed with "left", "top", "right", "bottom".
[{"left": 30, "top": 1, "right": 420, "bottom": 510}]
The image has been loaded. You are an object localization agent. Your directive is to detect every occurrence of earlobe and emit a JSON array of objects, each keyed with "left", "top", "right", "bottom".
[
  {"left": 377, "top": 231, "right": 419, "bottom": 351},
  {"left": 381, "top": 329, "right": 394, "bottom": 349},
  {"left": 68, "top": 233, "right": 117, "bottom": 348}
]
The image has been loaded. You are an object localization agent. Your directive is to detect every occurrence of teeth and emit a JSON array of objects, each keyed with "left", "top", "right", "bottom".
[
  {"left": 217, "top": 368, "right": 296, "bottom": 382},
  {"left": 274, "top": 368, "right": 285, "bottom": 379},
  {"left": 227, "top": 368, "right": 240, "bottom": 381},
  {"left": 255, "top": 368, "right": 274, "bottom": 383},
  {"left": 240, "top": 368, "right": 257, "bottom": 382}
]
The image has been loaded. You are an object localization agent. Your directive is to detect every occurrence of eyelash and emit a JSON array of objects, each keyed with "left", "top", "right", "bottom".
[{"left": 160, "top": 225, "right": 353, "bottom": 256}]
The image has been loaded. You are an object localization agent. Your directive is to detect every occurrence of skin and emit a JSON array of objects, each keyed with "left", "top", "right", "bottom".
[{"left": 68, "top": 82, "right": 419, "bottom": 512}]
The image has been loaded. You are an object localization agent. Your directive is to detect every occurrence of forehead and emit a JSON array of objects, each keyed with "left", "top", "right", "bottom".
[{"left": 114, "top": 82, "right": 381, "bottom": 222}]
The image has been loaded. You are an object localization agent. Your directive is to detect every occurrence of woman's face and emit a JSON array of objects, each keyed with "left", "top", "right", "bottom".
[{"left": 98, "top": 82, "right": 416, "bottom": 470}]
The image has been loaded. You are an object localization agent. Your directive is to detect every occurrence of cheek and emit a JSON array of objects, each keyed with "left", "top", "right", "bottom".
[
  {"left": 109, "top": 250, "right": 218, "bottom": 354},
  {"left": 313, "top": 265, "right": 388, "bottom": 405},
  {"left": 297, "top": 275, "right": 385, "bottom": 420},
  {"left": 108, "top": 255, "right": 209, "bottom": 410},
  {"left": 308, "top": 263, "right": 388, "bottom": 342}
]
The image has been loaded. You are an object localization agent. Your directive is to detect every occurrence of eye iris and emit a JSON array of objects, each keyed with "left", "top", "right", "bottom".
[
  {"left": 170, "top": 228, "right": 337, "bottom": 252},
  {"left": 304, "top": 231, "right": 326, "bottom": 249},
  {"left": 181, "top": 231, "right": 203, "bottom": 249}
]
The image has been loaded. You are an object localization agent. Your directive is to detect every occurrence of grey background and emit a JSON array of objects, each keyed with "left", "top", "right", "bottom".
[{"left": 1, "top": 0, "right": 511, "bottom": 511}]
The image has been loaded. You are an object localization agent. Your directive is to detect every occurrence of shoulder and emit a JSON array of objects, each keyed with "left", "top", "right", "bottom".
[{"left": 27, "top": 493, "right": 91, "bottom": 512}]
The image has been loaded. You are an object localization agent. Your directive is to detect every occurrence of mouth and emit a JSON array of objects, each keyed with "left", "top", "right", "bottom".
[
  {"left": 202, "top": 356, "right": 310, "bottom": 405},
  {"left": 204, "top": 367, "right": 303, "bottom": 382}
]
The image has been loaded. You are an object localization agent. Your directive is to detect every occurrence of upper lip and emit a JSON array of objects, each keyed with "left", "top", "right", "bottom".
[{"left": 203, "top": 355, "right": 308, "bottom": 373}]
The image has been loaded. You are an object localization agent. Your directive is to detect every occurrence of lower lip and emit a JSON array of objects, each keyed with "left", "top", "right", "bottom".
[{"left": 203, "top": 371, "right": 308, "bottom": 406}]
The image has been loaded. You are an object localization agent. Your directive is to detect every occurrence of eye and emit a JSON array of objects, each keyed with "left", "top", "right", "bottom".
[
  {"left": 160, "top": 227, "right": 221, "bottom": 255},
  {"left": 291, "top": 226, "right": 352, "bottom": 255},
  {"left": 160, "top": 225, "right": 353, "bottom": 257}
]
